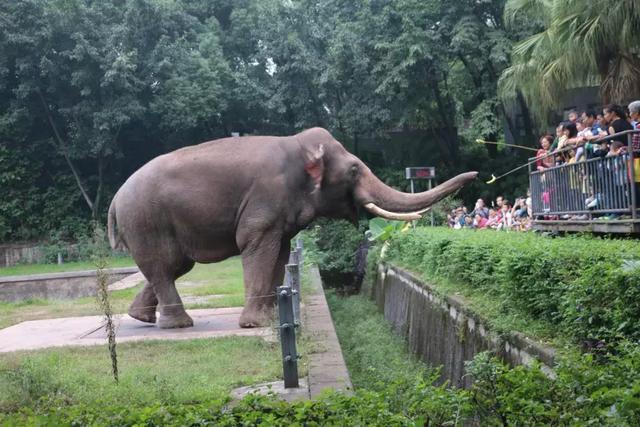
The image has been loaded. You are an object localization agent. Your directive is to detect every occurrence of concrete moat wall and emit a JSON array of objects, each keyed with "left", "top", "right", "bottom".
[
  {"left": 372, "top": 263, "right": 555, "bottom": 388},
  {"left": 0, "top": 267, "right": 139, "bottom": 302}
]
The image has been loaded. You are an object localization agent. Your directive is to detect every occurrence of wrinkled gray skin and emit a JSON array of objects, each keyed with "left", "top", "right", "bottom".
[{"left": 108, "top": 128, "right": 477, "bottom": 328}]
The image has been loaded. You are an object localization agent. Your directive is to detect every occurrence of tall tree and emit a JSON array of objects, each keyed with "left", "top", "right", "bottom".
[{"left": 499, "top": 0, "right": 640, "bottom": 124}]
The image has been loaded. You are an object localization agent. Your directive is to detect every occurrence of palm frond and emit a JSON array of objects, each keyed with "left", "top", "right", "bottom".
[
  {"left": 500, "top": 0, "right": 640, "bottom": 124},
  {"left": 504, "top": 0, "right": 552, "bottom": 28}
]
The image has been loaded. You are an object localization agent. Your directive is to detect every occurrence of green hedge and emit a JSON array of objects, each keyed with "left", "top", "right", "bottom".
[{"left": 384, "top": 228, "right": 640, "bottom": 346}]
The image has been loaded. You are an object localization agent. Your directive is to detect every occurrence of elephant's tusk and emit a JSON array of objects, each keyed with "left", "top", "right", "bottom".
[{"left": 363, "top": 203, "right": 430, "bottom": 221}]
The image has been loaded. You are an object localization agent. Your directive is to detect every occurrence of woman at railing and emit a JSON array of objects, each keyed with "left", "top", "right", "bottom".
[{"left": 535, "top": 135, "right": 554, "bottom": 214}]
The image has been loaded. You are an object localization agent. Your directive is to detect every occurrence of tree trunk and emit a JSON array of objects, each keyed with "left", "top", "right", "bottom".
[
  {"left": 516, "top": 90, "right": 536, "bottom": 143},
  {"left": 92, "top": 154, "right": 104, "bottom": 221},
  {"left": 431, "top": 81, "right": 456, "bottom": 165},
  {"left": 37, "top": 89, "right": 94, "bottom": 212}
]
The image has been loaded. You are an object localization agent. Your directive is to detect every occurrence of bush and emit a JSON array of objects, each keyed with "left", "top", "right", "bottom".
[
  {"left": 302, "top": 219, "right": 366, "bottom": 289},
  {"left": 383, "top": 227, "right": 640, "bottom": 345}
]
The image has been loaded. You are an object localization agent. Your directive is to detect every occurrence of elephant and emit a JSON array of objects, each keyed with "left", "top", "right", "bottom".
[{"left": 107, "top": 127, "right": 477, "bottom": 329}]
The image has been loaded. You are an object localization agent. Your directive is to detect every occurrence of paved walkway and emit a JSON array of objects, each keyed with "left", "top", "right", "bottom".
[{"left": 0, "top": 307, "right": 271, "bottom": 353}]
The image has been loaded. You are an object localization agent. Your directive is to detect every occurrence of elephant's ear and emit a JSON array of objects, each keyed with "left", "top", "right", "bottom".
[{"left": 303, "top": 144, "right": 324, "bottom": 190}]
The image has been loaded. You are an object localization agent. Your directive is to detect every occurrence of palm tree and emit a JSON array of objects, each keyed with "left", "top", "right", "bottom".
[{"left": 499, "top": 0, "right": 640, "bottom": 124}]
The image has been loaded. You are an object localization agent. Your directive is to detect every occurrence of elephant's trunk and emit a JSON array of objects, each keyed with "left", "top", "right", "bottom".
[{"left": 355, "top": 168, "right": 478, "bottom": 220}]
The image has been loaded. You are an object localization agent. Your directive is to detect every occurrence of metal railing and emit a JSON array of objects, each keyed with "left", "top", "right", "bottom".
[
  {"left": 528, "top": 129, "right": 639, "bottom": 219},
  {"left": 277, "top": 238, "right": 304, "bottom": 388}
]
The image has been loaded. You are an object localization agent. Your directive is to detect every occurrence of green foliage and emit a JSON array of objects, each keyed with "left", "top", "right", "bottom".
[
  {"left": 465, "top": 347, "right": 640, "bottom": 425},
  {"left": 367, "top": 218, "right": 407, "bottom": 243},
  {"left": 384, "top": 227, "right": 640, "bottom": 346},
  {"left": 326, "top": 291, "right": 473, "bottom": 425},
  {"left": 1, "top": 0, "right": 534, "bottom": 241},
  {"left": 302, "top": 219, "right": 365, "bottom": 281}
]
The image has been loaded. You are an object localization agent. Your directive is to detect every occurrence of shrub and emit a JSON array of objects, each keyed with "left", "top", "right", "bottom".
[
  {"left": 302, "top": 219, "right": 366, "bottom": 289},
  {"left": 383, "top": 228, "right": 640, "bottom": 345}
]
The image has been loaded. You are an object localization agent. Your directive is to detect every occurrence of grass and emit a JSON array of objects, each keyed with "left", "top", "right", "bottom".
[
  {"left": 0, "top": 337, "right": 283, "bottom": 413},
  {"left": 0, "top": 256, "right": 136, "bottom": 277},
  {"left": 326, "top": 291, "right": 432, "bottom": 390},
  {"left": 0, "top": 257, "right": 246, "bottom": 329}
]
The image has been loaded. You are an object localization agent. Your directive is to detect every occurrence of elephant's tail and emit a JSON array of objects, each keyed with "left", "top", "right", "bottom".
[{"left": 107, "top": 195, "right": 125, "bottom": 251}]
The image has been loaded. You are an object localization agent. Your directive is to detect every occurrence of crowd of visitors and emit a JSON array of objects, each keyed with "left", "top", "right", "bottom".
[
  {"left": 532, "top": 102, "right": 640, "bottom": 219},
  {"left": 449, "top": 102, "right": 639, "bottom": 231},
  {"left": 447, "top": 193, "right": 533, "bottom": 231},
  {"left": 535, "top": 103, "right": 640, "bottom": 171}
]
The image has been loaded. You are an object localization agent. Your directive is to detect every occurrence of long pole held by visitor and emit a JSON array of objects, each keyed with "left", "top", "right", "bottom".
[
  {"left": 475, "top": 139, "right": 538, "bottom": 152},
  {"left": 485, "top": 144, "right": 576, "bottom": 184},
  {"left": 485, "top": 160, "right": 538, "bottom": 184}
]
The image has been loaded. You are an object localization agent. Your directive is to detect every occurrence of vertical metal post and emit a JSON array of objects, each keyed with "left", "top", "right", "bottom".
[
  {"left": 295, "top": 238, "right": 304, "bottom": 264},
  {"left": 286, "top": 263, "right": 301, "bottom": 326},
  {"left": 289, "top": 248, "right": 299, "bottom": 265},
  {"left": 411, "top": 179, "right": 417, "bottom": 226},
  {"left": 428, "top": 179, "right": 434, "bottom": 226},
  {"left": 277, "top": 286, "right": 299, "bottom": 388}
]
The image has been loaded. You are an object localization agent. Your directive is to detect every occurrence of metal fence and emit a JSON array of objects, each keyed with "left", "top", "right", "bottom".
[
  {"left": 529, "top": 130, "right": 639, "bottom": 219},
  {"left": 277, "top": 237, "right": 303, "bottom": 388}
]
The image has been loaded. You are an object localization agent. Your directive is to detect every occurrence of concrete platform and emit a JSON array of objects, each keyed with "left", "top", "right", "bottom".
[
  {"left": 231, "top": 379, "right": 310, "bottom": 403},
  {"left": 0, "top": 307, "right": 271, "bottom": 353}
]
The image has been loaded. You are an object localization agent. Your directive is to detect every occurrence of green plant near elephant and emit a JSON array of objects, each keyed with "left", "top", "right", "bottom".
[
  {"left": 367, "top": 217, "right": 407, "bottom": 243},
  {"left": 304, "top": 218, "right": 366, "bottom": 274}
]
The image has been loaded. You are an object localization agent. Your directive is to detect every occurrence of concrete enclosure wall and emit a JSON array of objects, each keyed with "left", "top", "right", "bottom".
[
  {"left": 0, "top": 243, "right": 45, "bottom": 267},
  {"left": 0, "top": 267, "right": 140, "bottom": 302},
  {"left": 372, "top": 263, "right": 555, "bottom": 388}
]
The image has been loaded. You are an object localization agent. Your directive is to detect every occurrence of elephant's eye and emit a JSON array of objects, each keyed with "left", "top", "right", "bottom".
[{"left": 350, "top": 165, "right": 359, "bottom": 177}]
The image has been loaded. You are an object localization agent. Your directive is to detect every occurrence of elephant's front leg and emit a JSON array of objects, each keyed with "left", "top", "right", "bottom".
[{"left": 239, "top": 236, "right": 291, "bottom": 328}]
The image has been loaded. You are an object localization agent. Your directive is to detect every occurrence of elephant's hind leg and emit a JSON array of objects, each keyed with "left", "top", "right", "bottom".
[
  {"left": 135, "top": 257, "right": 194, "bottom": 329},
  {"left": 128, "top": 281, "right": 158, "bottom": 323},
  {"left": 155, "top": 278, "right": 194, "bottom": 329}
]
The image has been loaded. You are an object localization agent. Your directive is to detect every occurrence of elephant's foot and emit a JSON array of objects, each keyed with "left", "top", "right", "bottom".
[
  {"left": 158, "top": 310, "right": 194, "bottom": 329},
  {"left": 239, "top": 306, "right": 272, "bottom": 328},
  {"left": 129, "top": 283, "right": 158, "bottom": 323},
  {"left": 128, "top": 305, "right": 157, "bottom": 324}
]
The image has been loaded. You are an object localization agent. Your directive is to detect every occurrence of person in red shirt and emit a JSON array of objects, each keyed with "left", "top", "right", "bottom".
[{"left": 536, "top": 134, "right": 555, "bottom": 171}]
